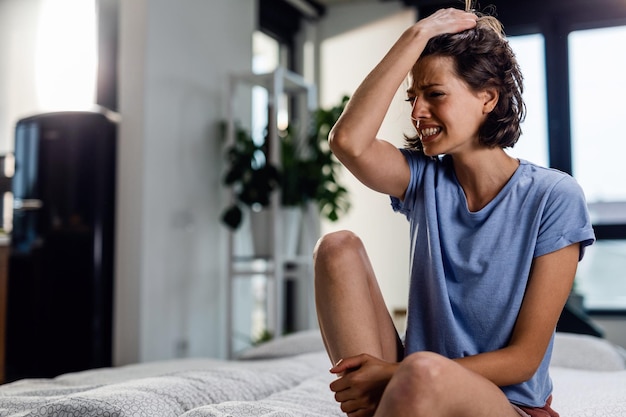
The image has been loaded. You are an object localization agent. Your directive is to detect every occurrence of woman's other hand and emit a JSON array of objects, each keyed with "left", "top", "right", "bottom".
[{"left": 329, "top": 354, "right": 399, "bottom": 417}]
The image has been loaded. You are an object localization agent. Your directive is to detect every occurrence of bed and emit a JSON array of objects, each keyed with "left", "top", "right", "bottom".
[{"left": 0, "top": 330, "right": 624, "bottom": 417}]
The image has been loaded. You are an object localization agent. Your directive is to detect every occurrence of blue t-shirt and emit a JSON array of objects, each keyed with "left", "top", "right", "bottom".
[{"left": 390, "top": 150, "right": 595, "bottom": 407}]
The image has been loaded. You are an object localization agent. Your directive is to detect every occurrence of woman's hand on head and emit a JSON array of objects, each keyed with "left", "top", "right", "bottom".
[{"left": 415, "top": 8, "right": 478, "bottom": 40}]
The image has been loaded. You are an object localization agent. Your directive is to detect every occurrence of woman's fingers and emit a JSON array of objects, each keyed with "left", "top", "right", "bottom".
[{"left": 418, "top": 8, "right": 478, "bottom": 38}]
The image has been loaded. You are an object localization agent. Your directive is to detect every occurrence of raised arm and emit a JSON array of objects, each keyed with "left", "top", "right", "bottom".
[{"left": 329, "top": 8, "right": 478, "bottom": 199}]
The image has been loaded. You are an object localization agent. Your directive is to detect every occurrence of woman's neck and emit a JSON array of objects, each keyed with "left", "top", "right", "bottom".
[{"left": 451, "top": 148, "right": 520, "bottom": 212}]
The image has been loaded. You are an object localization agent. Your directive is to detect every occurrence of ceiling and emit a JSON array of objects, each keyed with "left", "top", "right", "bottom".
[
  {"left": 315, "top": 0, "right": 376, "bottom": 4},
  {"left": 280, "top": 0, "right": 626, "bottom": 34},
  {"left": 312, "top": 0, "right": 444, "bottom": 6}
]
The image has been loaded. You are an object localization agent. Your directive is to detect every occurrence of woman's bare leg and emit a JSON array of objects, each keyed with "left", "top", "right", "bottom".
[
  {"left": 314, "top": 230, "right": 402, "bottom": 365},
  {"left": 375, "top": 352, "right": 521, "bottom": 417}
]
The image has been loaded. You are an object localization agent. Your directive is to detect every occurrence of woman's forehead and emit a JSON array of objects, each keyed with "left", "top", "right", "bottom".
[{"left": 409, "top": 56, "right": 456, "bottom": 91}]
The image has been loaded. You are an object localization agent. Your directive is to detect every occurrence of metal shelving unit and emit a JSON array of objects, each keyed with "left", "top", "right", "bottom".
[{"left": 225, "top": 67, "right": 319, "bottom": 358}]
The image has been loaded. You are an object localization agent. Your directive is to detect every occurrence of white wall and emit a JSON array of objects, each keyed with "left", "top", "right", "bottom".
[
  {"left": 115, "top": 0, "right": 254, "bottom": 364},
  {"left": 0, "top": 0, "right": 41, "bottom": 153},
  {"left": 317, "top": 2, "right": 416, "bottom": 315}
]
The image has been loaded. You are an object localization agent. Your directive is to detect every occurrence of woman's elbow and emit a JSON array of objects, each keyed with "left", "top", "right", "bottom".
[
  {"left": 328, "top": 125, "right": 347, "bottom": 155},
  {"left": 328, "top": 124, "right": 364, "bottom": 160},
  {"left": 518, "top": 363, "right": 540, "bottom": 384},
  {"left": 515, "top": 352, "right": 545, "bottom": 384},
  {"left": 496, "top": 346, "right": 545, "bottom": 386}
]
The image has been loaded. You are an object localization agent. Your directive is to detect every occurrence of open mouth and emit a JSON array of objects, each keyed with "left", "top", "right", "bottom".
[{"left": 418, "top": 127, "right": 441, "bottom": 140}]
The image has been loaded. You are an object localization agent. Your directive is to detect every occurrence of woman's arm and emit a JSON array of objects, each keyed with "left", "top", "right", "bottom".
[
  {"left": 454, "top": 242, "right": 581, "bottom": 386},
  {"left": 329, "top": 8, "right": 477, "bottom": 199}
]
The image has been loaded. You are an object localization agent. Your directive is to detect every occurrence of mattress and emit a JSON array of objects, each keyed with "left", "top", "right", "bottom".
[{"left": 0, "top": 331, "right": 624, "bottom": 417}]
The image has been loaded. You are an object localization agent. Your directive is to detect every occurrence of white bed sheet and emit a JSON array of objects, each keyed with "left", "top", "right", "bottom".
[
  {"left": 0, "top": 332, "right": 624, "bottom": 417},
  {"left": 0, "top": 352, "right": 342, "bottom": 417},
  {"left": 551, "top": 367, "right": 626, "bottom": 417}
]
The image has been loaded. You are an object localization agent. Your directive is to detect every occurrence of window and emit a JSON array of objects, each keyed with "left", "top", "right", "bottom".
[
  {"left": 576, "top": 240, "right": 626, "bottom": 311},
  {"left": 36, "top": 0, "right": 97, "bottom": 110},
  {"left": 506, "top": 34, "right": 549, "bottom": 167},
  {"left": 253, "top": 31, "right": 282, "bottom": 74},
  {"left": 252, "top": 31, "right": 291, "bottom": 143},
  {"left": 569, "top": 26, "right": 626, "bottom": 204},
  {"left": 568, "top": 25, "right": 626, "bottom": 312}
]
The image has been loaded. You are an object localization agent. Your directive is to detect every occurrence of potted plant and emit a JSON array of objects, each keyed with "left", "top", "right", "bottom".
[
  {"left": 220, "top": 123, "right": 281, "bottom": 230},
  {"left": 220, "top": 95, "right": 351, "bottom": 231}
]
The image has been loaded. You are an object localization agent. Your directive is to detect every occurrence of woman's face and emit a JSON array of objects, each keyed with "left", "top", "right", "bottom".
[{"left": 408, "top": 55, "right": 492, "bottom": 157}]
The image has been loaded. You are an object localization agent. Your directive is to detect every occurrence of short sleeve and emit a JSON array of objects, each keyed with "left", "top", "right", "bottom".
[
  {"left": 534, "top": 175, "right": 595, "bottom": 260},
  {"left": 390, "top": 148, "right": 426, "bottom": 218}
]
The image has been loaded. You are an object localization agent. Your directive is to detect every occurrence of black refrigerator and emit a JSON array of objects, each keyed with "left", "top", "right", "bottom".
[{"left": 5, "top": 110, "right": 117, "bottom": 382}]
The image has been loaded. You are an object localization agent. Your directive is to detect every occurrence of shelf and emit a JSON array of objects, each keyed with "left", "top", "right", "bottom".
[
  {"left": 225, "top": 67, "right": 319, "bottom": 358},
  {"left": 230, "top": 67, "right": 313, "bottom": 94}
]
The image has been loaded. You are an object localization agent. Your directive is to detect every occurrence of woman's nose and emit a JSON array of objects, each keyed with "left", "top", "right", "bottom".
[
  {"left": 411, "top": 96, "right": 428, "bottom": 121},
  {"left": 411, "top": 97, "right": 428, "bottom": 119}
]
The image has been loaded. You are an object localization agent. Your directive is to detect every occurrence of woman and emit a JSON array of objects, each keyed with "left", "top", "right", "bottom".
[{"left": 313, "top": 6, "right": 595, "bottom": 417}]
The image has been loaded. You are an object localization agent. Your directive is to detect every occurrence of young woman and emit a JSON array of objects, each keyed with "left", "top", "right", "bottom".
[{"left": 313, "top": 6, "right": 595, "bottom": 417}]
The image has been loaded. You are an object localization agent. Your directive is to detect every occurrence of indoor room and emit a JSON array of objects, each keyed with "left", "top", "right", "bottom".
[{"left": 0, "top": 0, "right": 625, "bottom": 415}]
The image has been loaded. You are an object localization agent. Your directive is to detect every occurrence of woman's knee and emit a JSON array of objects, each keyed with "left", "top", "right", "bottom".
[
  {"left": 400, "top": 351, "right": 449, "bottom": 387},
  {"left": 313, "top": 230, "right": 364, "bottom": 265},
  {"left": 313, "top": 230, "right": 367, "bottom": 289},
  {"left": 383, "top": 352, "right": 451, "bottom": 411}
]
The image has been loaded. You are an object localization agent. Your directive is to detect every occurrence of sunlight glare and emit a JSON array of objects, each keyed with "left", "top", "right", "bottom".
[{"left": 35, "top": 0, "right": 97, "bottom": 110}]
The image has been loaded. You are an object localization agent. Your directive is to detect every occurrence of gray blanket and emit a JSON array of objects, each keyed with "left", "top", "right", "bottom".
[
  {"left": 0, "top": 352, "right": 342, "bottom": 417},
  {"left": 2, "top": 332, "right": 625, "bottom": 417}
]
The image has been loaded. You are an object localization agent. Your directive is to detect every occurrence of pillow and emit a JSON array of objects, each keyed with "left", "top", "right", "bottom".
[
  {"left": 551, "top": 332, "right": 626, "bottom": 371},
  {"left": 240, "top": 330, "right": 626, "bottom": 370},
  {"left": 238, "top": 329, "right": 326, "bottom": 360}
]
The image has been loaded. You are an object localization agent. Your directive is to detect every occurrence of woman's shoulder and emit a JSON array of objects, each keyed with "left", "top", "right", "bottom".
[
  {"left": 518, "top": 159, "right": 587, "bottom": 199},
  {"left": 399, "top": 148, "right": 448, "bottom": 176},
  {"left": 518, "top": 158, "right": 567, "bottom": 177},
  {"left": 400, "top": 149, "right": 452, "bottom": 169},
  {"left": 519, "top": 159, "right": 579, "bottom": 184}
]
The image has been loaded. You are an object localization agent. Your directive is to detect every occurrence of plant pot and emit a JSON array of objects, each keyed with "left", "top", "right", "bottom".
[
  {"left": 281, "top": 206, "right": 302, "bottom": 259},
  {"left": 249, "top": 207, "right": 302, "bottom": 258},
  {"left": 250, "top": 209, "right": 273, "bottom": 257}
]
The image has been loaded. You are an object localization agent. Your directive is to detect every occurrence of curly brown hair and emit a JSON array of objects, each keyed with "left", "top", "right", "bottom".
[{"left": 405, "top": 15, "right": 526, "bottom": 151}]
